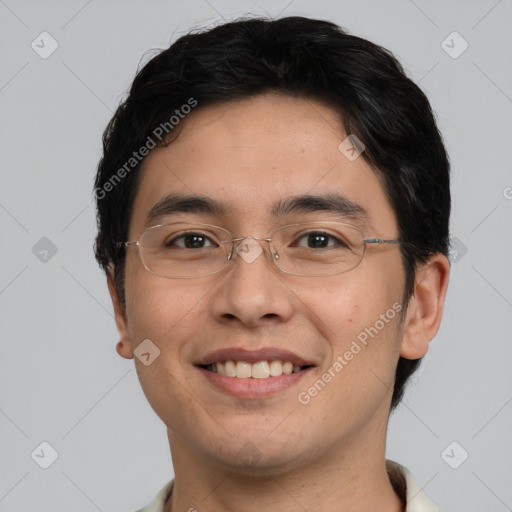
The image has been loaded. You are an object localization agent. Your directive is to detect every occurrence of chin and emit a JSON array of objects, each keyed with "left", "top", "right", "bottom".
[{"left": 202, "top": 436, "right": 311, "bottom": 477}]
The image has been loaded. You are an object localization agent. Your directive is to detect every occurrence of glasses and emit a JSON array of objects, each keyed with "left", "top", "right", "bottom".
[{"left": 118, "top": 221, "right": 404, "bottom": 278}]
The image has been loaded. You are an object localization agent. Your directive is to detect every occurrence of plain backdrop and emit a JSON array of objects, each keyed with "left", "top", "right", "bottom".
[{"left": 1, "top": 1, "right": 511, "bottom": 511}]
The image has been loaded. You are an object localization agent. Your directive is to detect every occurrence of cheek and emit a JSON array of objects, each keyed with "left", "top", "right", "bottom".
[
  {"left": 295, "top": 264, "right": 404, "bottom": 377},
  {"left": 123, "top": 257, "right": 201, "bottom": 346},
  {"left": 290, "top": 269, "right": 394, "bottom": 339},
  {"left": 123, "top": 272, "right": 210, "bottom": 422},
  {"left": 298, "top": 286, "right": 403, "bottom": 430}
]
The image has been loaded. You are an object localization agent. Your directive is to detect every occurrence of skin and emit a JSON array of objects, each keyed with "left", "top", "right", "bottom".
[{"left": 107, "top": 93, "right": 450, "bottom": 512}]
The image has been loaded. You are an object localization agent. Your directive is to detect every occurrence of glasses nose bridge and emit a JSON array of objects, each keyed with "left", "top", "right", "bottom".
[{"left": 229, "top": 235, "right": 275, "bottom": 265}]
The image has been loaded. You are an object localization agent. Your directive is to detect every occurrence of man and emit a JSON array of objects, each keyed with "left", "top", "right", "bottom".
[{"left": 94, "top": 16, "right": 450, "bottom": 511}]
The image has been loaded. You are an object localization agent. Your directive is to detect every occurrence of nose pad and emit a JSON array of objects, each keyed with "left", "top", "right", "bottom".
[{"left": 270, "top": 245, "right": 279, "bottom": 261}]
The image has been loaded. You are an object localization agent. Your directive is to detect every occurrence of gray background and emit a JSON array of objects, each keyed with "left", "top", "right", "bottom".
[{"left": 1, "top": 0, "right": 511, "bottom": 510}]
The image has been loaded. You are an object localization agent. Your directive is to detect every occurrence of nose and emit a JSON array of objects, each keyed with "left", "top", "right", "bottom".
[{"left": 209, "top": 236, "right": 293, "bottom": 328}]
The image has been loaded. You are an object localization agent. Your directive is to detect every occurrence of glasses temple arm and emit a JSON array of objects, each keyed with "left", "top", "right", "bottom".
[{"left": 363, "top": 238, "right": 401, "bottom": 245}]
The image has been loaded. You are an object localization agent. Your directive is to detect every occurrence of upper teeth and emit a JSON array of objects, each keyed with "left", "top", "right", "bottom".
[{"left": 207, "top": 360, "right": 303, "bottom": 378}]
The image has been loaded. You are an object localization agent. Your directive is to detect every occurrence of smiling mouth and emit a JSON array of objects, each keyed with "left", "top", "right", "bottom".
[{"left": 199, "top": 360, "right": 315, "bottom": 379}]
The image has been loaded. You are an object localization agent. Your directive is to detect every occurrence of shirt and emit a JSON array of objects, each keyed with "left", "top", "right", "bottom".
[{"left": 135, "top": 460, "right": 440, "bottom": 512}]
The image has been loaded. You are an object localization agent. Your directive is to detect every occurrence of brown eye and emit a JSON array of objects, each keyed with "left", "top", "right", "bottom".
[
  {"left": 293, "top": 231, "right": 349, "bottom": 249},
  {"left": 165, "top": 232, "right": 216, "bottom": 249}
]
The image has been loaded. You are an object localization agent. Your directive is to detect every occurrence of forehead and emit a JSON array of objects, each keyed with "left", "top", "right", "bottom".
[{"left": 128, "top": 94, "right": 397, "bottom": 237}]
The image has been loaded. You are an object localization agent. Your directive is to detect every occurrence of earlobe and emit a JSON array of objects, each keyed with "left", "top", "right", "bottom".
[
  {"left": 107, "top": 265, "right": 134, "bottom": 359},
  {"left": 400, "top": 254, "right": 450, "bottom": 360}
]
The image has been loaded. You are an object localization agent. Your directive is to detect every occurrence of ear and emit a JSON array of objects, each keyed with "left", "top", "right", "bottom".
[
  {"left": 400, "top": 253, "right": 450, "bottom": 359},
  {"left": 107, "top": 264, "right": 134, "bottom": 359}
]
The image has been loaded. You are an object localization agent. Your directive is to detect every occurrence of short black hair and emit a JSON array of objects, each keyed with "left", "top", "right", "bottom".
[{"left": 93, "top": 16, "right": 450, "bottom": 411}]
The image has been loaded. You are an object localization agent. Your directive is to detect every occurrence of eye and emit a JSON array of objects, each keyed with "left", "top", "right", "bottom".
[
  {"left": 165, "top": 232, "right": 217, "bottom": 249},
  {"left": 293, "top": 231, "right": 349, "bottom": 249}
]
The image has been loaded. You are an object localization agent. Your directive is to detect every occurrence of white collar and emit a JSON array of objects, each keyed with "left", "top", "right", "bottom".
[{"left": 386, "top": 460, "right": 440, "bottom": 511}]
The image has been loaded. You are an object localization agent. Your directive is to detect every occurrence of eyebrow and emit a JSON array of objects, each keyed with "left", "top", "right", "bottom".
[
  {"left": 145, "top": 194, "right": 228, "bottom": 226},
  {"left": 145, "top": 192, "right": 368, "bottom": 226},
  {"left": 271, "top": 193, "right": 368, "bottom": 223}
]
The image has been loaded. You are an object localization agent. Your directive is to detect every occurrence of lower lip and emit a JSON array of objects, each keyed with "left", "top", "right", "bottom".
[{"left": 197, "top": 366, "right": 313, "bottom": 399}]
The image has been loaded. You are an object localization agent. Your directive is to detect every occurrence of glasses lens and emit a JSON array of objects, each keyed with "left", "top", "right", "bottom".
[
  {"left": 271, "top": 222, "right": 364, "bottom": 276},
  {"left": 139, "top": 223, "right": 231, "bottom": 278}
]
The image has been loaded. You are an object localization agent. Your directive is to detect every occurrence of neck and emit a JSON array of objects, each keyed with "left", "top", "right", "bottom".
[{"left": 163, "top": 428, "right": 404, "bottom": 512}]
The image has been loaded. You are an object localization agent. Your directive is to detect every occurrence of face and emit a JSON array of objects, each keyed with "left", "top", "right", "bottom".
[{"left": 110, "top": 94, "right": 426, "bottom": 474}]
